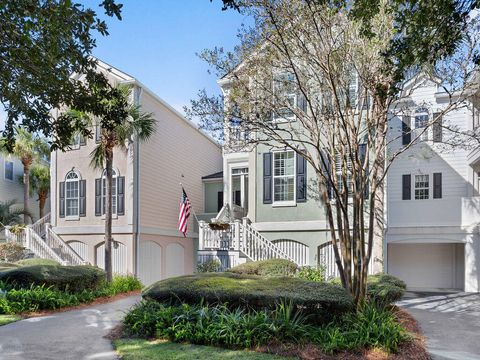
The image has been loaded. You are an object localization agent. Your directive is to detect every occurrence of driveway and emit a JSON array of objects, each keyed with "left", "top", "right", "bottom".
[
  {"left": 398, "top": 292, "right": 480, "bottom": 360},
  {"left": 0, "top": 295, "right": 140, "bottom": 360}
]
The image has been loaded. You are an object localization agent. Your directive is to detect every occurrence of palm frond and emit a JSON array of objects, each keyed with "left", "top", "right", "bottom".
[{"left": 90, "top": 143, "right": 107, "bottom": 170}]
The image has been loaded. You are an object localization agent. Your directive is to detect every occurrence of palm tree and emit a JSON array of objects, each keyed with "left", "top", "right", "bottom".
[
  {"left": 0, "top": 128, "right": 50, "bottom": 223},
  {"left": 0, "top": 200, "right": 30, "bottom": 230},
  {"left": 88, "top": 85, "right": 156, "bottom": 282},
  {"left": 29, "top": 164, "right": 50, "bottom": 219}
]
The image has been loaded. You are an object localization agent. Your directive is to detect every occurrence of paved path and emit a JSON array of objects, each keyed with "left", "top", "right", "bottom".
[
  {"left": 399, "top": 292, "right": 480, "bottom": 360},
  {"left": 0, "top": 295, "right": 140, "bottom": 360}
]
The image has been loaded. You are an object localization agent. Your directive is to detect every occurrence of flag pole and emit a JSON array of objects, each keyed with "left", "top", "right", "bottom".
[{"left": 179, "top": 182, "right": 200, "bottom": 224}]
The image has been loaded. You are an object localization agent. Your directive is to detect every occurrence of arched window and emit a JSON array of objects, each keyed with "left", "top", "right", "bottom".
[
  {"left": 65, "top": 170, "right": 80, "bottom": 217},
  {"left": 102, "top": 169, "right": 118, "bottom": 215},
  {"left": 414, "top": 107, "right": 429, "bottom": 140}
]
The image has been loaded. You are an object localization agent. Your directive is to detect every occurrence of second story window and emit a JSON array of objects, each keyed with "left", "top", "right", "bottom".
[
  {"left": 273, "top": 151, "right": 295, "bottom": 204},
  {"left": 4, "top": 160, "right": 13, "bottom": 181},
  {"left": 273, "top": 72, "right": 297, "bottom": 122},
  {"left": 414, "top": 174, "right": 429, "bottom": 200},
  {"left": 102, "top": 169, "right": 118, "bottom": 215},
  {"left": 414, "top": 107, "right": 429, "bottom": 141},
  {"left": 65, "top": 171, "right": 80, "bottom": 217},
  {"left": 69, "top": 133, "right": 86, "bottom": 150}
]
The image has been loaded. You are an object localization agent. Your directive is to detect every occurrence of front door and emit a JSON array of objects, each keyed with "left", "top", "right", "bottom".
[{"left": 231, "top": 167, "right": 249, "bottom": 215}]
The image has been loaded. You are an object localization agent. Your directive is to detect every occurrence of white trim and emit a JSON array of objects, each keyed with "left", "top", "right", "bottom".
[
  {"left": 252, "top": 220, "right": 328, "bottom": 232},
  {"left": 53, "top": 225, "right": 133, "bottom": 235},
  {"left": 140, "top": 226, "right": 199, "bottom": 238},
  {"left": 65, "top": 169, "right": 81, "bottom": 218}
]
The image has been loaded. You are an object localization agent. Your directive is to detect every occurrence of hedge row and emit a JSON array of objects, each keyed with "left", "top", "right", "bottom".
[
  {"left": 143, "top": 272, "right": 353, "bottom": 321},
  {"left": 226, "top": 259, "right": 298, "bottom": 277}
]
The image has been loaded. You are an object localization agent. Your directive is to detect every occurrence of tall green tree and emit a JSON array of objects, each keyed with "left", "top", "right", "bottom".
[
  {"left": 70, "top": 85, "right": 156, "bottom": 282},
  {"left": 0, "top": 200, "right": 30, "bottom": 230},
  {"left": 0, "top": 0, "right": 124, "bottom": 149},
  {"left": 29, "top": 164, "right": 51, "bottom": 220},
  {"left": 0, "top": 128, "right": 50, "bottom": 223}
]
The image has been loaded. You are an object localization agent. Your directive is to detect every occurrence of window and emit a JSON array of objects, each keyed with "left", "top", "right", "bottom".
[
  {"left": 414, "top": 107, "right": 429, "bottom": 141},
  {"left": 65, "top": 171, "right": 80, "bottom": 217},
  {"left": 335, "top": 152, "right": 353, "bottom": 196},
  {"left": 273, "top": 72, "right": 297, "bottom": 121},
  {"left": 273, "top": 151, "right": 295, "bottom": 203},
  {"left": 414, "top": 174, "right": 429, "bottom": 200},
  {"left": 102, "top": 169, "right": 118, "bottom": 215},
  {"left": 4, "top": 160, "right": 13, "bottom": 181}
]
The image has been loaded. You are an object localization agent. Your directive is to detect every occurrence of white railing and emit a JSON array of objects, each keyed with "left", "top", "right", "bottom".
[
  {"left": 4, "top": 227, "right": 26, "bottom": 245},
  {"left": 198, "top": 219, "right": 298, "bottom": 265},
  {"left": 30, "top": 213, "right": 51, "bottom": 239},
  {"left": 239, "top": 223, "right": 296, "bottom": 263},
  {"left": 45, "top": 226, "right": 86, "bottom": 266},
  {"left": 26, "top": 227, "right": 66, "bottom": 264}
]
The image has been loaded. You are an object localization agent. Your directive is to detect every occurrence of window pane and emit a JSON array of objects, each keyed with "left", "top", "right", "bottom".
[
  {"left": 274, "top": 177, "right": 294, "bottom": 202},
  {"left": 414, "top": 174, "right": 429, "bottom": 200},
  {"left": 4, "top": 161, "right": 13, "bottom": 180},
  {"left": 273, "top": 151, "right": 295, "bottom": 202}
]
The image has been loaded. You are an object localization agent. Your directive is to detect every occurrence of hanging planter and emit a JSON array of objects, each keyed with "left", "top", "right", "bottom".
[{"left": 208, "top": 221, "right": 230, "bottom": 231}]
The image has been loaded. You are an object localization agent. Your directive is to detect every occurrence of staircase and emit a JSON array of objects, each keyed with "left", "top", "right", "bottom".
[
  {"left": 5, "top": 214, "right": 86, "bottom": 266},
  {"left": 198, "top": 213, "right": 297, "bottom": 270}
]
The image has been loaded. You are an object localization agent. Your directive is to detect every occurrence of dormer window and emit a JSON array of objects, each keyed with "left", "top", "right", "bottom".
[
  {"left": 414, "top": 107, "right": 429, "bottom": 141},
  {"left": 273, "top": 72, "right": 297, "bottom": 122}
]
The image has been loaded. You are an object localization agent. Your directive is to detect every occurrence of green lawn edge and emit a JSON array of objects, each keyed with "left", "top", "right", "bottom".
[
  {"left": 113, "top": 339, "right": 294, "bottom": 360},
  {"left": 0, "top": 314, "right": 22, "bottom": 326}
]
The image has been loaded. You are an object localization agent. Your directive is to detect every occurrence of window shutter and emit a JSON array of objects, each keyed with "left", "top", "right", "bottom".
[
  {"left": 117, "top": 176, "right": 125, "bottom": 215},
  {"left": 402, "top": 174, "right": 411, "bottom": 200},
  {"left": 402, "top": 116, "right": 411, "bottom": 145},
  {"left": 263, "top": 153, "right": 272, "bottom": 204},
  {"left": 358, "top": 144, "right": 369, "bottom": 199},
  {"left": 95, "top": 178, "right": 102, "bottom": 216},
  {"left": 59, "top": 182, "right": 65, "bottom": 218},
  {"left": 95, "top": 125, "right": 101, "bottom": 143},
  {"left": 433, "top": 113, "right": 442, "bottom": 143},
  {"left": 79, "top": 180, "right": 86, "bottom": 217},
  {"left": 297, "top": 92, "right": 307, "bottom": 113},
  {"left": 320, "top": 150, "right": 332, "bottom": 199},
  {"left": 80, "top": 135, "right": 86, "bottom": 146},
  {"left": 296, "top": 153, "right": 307, "bottom": 202},
  {"left": 433, "top": 173, "right": 442, "bottom": 199}
]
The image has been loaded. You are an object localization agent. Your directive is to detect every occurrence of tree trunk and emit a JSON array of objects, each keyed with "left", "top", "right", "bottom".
[
  {"left": 23, "top": 163, "right": 30, "bottom": 224},
  {"left": 39, "top": 193, "right": 47, "bottom": 219},
  {"left": 372, "top": 171, "right": 385, "bottom": 274},
  {"left": 104, "top": 148, "right": 114, "bottom": 283}
]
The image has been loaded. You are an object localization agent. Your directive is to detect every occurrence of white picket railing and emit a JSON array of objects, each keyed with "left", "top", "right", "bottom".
[
  {"left": 198, "top": 219, "right": 297, "bottom": 265},
  {"left": 4, "top": 227, "right": 26, "bottom": 245},
  {"left": 45, "top": 226, "right": 86, "bottom": 266},
  {"left": 30, "top": 213, "right": 51, "bottom": 239},
  {"left": 25, "top": 227, "right": 66, "bottom": 264}
]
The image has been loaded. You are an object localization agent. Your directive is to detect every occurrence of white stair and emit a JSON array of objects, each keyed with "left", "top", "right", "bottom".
[{"left": 5, "top": 214, "right": 86, "bottom": 266}]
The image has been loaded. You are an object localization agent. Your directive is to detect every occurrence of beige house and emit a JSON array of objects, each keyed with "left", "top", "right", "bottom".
[{"left": 48, "top": 60, "right": 222, "bottom": 285}]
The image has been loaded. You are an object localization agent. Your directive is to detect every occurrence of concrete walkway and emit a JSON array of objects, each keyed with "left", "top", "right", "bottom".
[
  {"left": 399, "top": 292, "right": 480, "bottom": 360},
  {"left": 0, "top": 295, "right": 140, "bottom": 360}
]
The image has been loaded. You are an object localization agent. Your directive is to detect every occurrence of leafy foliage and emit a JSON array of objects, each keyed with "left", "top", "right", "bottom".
[
  {"left": 143, "top": 272, "right": 353, "bottom": 320},
  {"left": 196, "top": 259, "right": 222, "bottom": 273},
  {"left": 15, "top": 258, "right": 59, "bottom": 267},
  {"left": 296, "top": 266, "right": 326, "bottom": 282},
  {"left": 0, "top": 264, "right": 105, "bottom": 293},
  {"left": 0, "top": 243, "right": 25, "bottom": 262},
  {"left": 122, "top": 300, "right": 408, "bottom": 354},
  {"left": 0, "top": 200, "right": 29, "bottom": 229},
  {"left": 367, "top": 274, "right": 406, "bottom": 308},
  {"left": 227, "top": 259, "right": 298, "bottom": 277}
]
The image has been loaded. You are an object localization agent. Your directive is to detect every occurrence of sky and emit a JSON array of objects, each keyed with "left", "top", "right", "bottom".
[{"left": 0, "top": 0, "right": 247, "bottom": 129}]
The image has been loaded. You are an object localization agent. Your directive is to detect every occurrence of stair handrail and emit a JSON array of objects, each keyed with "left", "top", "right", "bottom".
[
  {"left": 239, "top": 223, "right": 298, "bottom": 264},
  {"left": 4, "top": 226, "right": 26, "bottom": 245},
  {"left": 45, "top": 227, "right": 87, "bottom": 266},
  {"left": 27, "top": 227, "right": 66, "bottom": 265},
  {"left": 30, "top": 213, "right": 51, "bottom": 239}
]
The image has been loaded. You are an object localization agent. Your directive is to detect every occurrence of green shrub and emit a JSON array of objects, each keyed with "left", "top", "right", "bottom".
[
  {"left": 367, "top": 274, "right": 406, "bottom": 308},
  {"left": 297, "top": 266, "right": 325, "bottom": 282},
  {"left": 0, "top": 264, "right": 105, "bottom": 293},
  {"left": 15, "top": 258, "right": 60, "bottom": 267},
  {"left": 0, "top": 262, "right": 19, "bottom": 272},
  {"left": 227, "top": 259, "right": 298, "bottom": 277},
  {"left": 0, "top": 243, "right": 25, "bottom": 262},
  {"left": 96, "top": 275, "right": 143, "bottom": 297},
  {"left": 143, "top": 272, "right": 353, "bottom": 320},
  {"left": 196, "top": 259, "right": 222, "bottom": 273},
  {"left": 123, "top": 300, "right": 408, "bottom": 354}
]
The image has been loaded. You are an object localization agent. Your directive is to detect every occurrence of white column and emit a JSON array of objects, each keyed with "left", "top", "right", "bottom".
[
  {"left": 198, "top": 221, "right": 205, "bottom": 251},
  {"left": 234, "top": 219, "right": 241, "bottom": 251},
  {"left": 465, "top": 235, "right": 480, "bottom": 292}
]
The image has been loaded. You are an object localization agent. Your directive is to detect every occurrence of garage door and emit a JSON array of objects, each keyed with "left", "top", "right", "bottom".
[
  {"left": 388, "top": 243, "right": 462, "bottom": 290},
  {"left": 96, "top": 242, "right": 127, "bottom": 275}
]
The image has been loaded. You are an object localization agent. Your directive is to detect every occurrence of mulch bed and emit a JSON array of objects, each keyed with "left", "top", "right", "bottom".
[
  {"left": 21, "top": 290, "right": 141, "bottom": 319},
  {"left": 108, "top": 305, "right": 429, "bottom": 359}
]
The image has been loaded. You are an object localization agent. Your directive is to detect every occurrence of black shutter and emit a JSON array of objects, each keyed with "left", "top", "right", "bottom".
[
  {"left": 358, "top": 144, "right": 369, "bottom": 199},
  {"left": 79, "top": 180, "right": 86, "bottom": 217},
  {"left": 297, "top": 92, "right": 307, "bottom": 113},
  {"left": 433, "top": 113, "right": 442, "bottom": 143},
  {"left": 433, "top": 173, "right": 442, "bottom": 199},
  {"left": 95, "top": 178, "right": 102, "bottom": 216},
  {"left": 263, "top": 153, "right": 272, "bottom": 204},
  {"left": 296, "top": 153, "right": 307, "bottom": 202},
  {"left": 402, "top": 174, "right": 411, "bottom": 200},
  {"left": 217, "top": 191, "right": 224, "bottom": 212},
  {"left": 320, "top": 150, "right": 332, "bottom": 199},
  {"left": 402, "top": 115, "right": 411, "bottom": 145},
  {"left": 59, "top": 182, "right": 65, "bottom": 218},
  {"left": 117, "top": 176, "right": 125, "bottom": 215}
]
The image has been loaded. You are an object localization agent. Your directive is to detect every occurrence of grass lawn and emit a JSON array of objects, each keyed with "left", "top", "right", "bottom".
[
  {"left": 114, "top": 339, "right": 293, "bottom": 360},
  {"left": 0, "top": 315, "right": 22, "bottom": 326}
]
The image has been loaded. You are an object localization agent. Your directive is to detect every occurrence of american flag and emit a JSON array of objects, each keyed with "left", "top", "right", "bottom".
[{"left": 178, "top": 188, "right": 191, "bottom": 237}]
